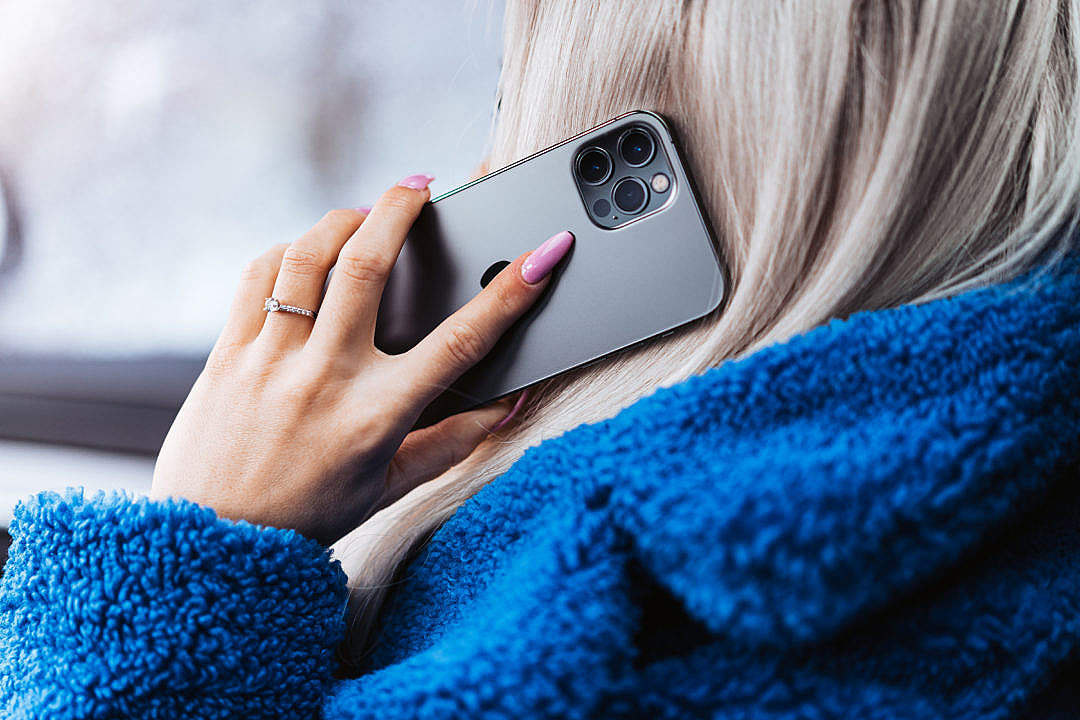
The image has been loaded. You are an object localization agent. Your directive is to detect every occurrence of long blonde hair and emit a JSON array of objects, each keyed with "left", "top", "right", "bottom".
[{"left": 333, "top": 0, "right": 1080, "bottom": 665}]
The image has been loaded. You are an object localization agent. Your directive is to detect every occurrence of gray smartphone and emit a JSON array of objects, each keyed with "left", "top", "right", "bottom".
[{"left": 372, "top": 110, "right": 727, "bottom": 428}]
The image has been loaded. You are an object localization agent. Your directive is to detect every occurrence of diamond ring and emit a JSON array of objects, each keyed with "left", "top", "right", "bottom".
[{"left": 264, "top": 297, "right": 317, "bottom": 319}]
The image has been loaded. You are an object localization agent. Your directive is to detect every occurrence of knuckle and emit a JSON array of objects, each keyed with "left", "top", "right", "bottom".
[
  {"left": 239, "top": 244, "right": 286, "bottom": 282},
  {"left": 205, "top": 342, "right": 243, "bottom": 375},
  {"left": 335, "top": 250, "right": 387, "bottom": 286},
  {"left": 239, "top": 257, "right": 269, "bottom": 283},
  {"left": 280, "top": 244, "right": 326, "bottom": 278},
  {"left": 442, "top": 320, "right": 489, "bottom": 368},
  {"left": 435, "top": 430, "right": 471, "bottom": 468},
  {"left": 267, "top": 242, "right": 291, "bottom": 257},
  {"left": 350, "top": 413, "right": 388, "bottom": 450},
  {"left": 275, "top": 376, "right": 316, "bottom": 411},
  {"left": 379, "top": 186, "right": 419, "bottom": 212},
  {"left": 489, "top": 276, "right": 521, "bottom": 316},
  {"left": 321, "top": 208, "right": 357, "bottom": 228},
  {"left": 299, "top": 346, "right": 347, "bottom": 385}
]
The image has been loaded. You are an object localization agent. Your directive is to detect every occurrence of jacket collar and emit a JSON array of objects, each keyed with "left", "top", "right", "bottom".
[{"left": 499, "top": 250, "right": 1080, "bottom": 645}]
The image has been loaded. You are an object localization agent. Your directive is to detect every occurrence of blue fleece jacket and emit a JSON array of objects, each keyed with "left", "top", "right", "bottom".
[{"left": 1, "top": 252, "right": 1078, "bottom": 719}]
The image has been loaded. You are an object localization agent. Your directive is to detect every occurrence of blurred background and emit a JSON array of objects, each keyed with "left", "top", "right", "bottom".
[{"left": 0, "top": 0, "right": 505, "bottom": 567}]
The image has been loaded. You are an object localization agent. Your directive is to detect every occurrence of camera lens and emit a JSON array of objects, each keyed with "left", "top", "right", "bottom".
[
  {"left": 619, "top": 128, "right": 655, "bottom": 166},
  {"left": 612, "top": 177, "right": 649, "bottom": 214},
  {"left": 577, "top": 148, "right": 612, "bottom": 185}
]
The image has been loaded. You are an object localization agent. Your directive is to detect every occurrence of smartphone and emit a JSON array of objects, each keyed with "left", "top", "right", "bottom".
[{"left": 371, "top": 110, "right": 727, "bottom": 428}]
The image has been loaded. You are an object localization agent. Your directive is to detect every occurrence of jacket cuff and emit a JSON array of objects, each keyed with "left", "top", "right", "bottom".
[{"left": 0, "top": 488, "right": 348, "bottom": 719}]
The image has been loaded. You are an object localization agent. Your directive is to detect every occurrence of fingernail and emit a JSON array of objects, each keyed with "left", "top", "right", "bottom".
[
  {"left": 354, "top": 206, "right": 372, "bottom": 214},
  {"left": 397, "top": 173, "right": 435, "bottom": 191},
  {"left": 521, "top": 231, "right": 574, "bottom": 284},
  {"left": 492, "top": 390, "right": 529, "bottom": 432}
]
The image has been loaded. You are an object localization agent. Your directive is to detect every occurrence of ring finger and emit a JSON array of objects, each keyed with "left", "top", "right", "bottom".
[{"left": 260, "top": 208, "right": 368, "bottom": 347}]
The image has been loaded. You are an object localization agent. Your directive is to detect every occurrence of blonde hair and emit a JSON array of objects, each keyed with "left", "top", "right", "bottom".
[{"left": 333, "top": 0, "right": 1080, "bottom": 666}]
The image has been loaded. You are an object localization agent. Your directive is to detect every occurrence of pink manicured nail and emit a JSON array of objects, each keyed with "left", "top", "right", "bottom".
[
  {"left": 354, "top": 206, "right": 372, "bottom": 214},
  {"left": 397, "top": 173, "right": 435, "bottom": 190},
  {"left": 492, "top": 390, "right": 529, "bottom": 432},
  {"left": 521, "top": 231, "right": 574, "bottom": 284}
]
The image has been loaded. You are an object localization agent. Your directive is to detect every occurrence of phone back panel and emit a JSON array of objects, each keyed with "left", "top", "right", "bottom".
[{"left": 376, "top": 111, "right": 727, "bottom": 427}]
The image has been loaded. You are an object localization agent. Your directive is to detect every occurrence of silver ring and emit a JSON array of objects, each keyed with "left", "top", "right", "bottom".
[{"left": 264, "top": 297, "right": 317, "bottom": 319}]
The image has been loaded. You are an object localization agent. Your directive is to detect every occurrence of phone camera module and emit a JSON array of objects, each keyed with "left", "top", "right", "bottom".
[
  {"left": 572, "top": 121, "right": 674, "bottom": 229},
  {"left": 612, "top": 177, "right": 649, "bottom": 214},
  {"left": 618, "top": 128, "right": 655, "bottom": 167},
  {"left": 577, "top": 147, "right": 613, "bottom": 185}
]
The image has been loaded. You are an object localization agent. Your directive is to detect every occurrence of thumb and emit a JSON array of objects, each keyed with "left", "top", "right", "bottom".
[{"left": 385, "top": 391, "right": 529, "bottom": 503}]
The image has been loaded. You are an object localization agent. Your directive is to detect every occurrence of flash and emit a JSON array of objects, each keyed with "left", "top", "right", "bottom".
[{"left": 650, "top": 173, "right": 670, "bottom": 193}]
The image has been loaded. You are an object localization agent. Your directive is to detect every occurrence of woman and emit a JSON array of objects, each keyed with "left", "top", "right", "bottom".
[{"left": 2, "top": 1, "right": 1079, "bottom": 717}]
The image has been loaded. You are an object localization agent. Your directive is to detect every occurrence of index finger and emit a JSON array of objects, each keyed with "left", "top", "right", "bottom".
[{"left": 395, "top": 230, "right": 574, "bottom": 411}]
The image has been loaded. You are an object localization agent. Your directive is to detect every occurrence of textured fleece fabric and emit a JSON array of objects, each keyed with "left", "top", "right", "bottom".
[{"left": 1, "top": 252, "right": 1079, "bottom": 719}]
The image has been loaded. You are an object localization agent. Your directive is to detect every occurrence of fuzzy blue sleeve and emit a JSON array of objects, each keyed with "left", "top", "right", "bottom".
[{"left": 0, "top": 489, "right": 350, "bottom": 720}]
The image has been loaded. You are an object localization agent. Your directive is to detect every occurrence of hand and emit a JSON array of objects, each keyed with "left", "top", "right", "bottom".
[{"left": 151, "top": 174, "right": 574, "bottom": 545}]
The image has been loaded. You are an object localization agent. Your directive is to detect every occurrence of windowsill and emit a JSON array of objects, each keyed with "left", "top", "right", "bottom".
[
  {"left": 0, "top": 438, "right": 154, "bottom": 527},
  {"left": 0, "top": 352, "right": 204, "bottom": 454},
  {"left": 0, "top": 352, "right": 198, "bottom": 525}
]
